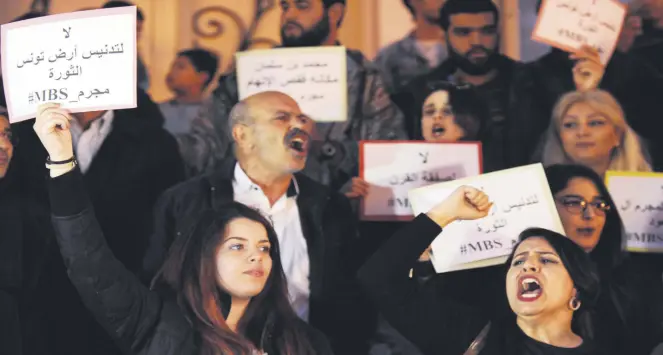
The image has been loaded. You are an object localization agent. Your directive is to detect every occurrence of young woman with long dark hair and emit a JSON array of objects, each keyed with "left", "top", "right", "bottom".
[
  {"left": 358, "top": 185, "right": 606, "bottom": 354},
  {"left": 32, "top": 104, "right": 332, "bottom": 355}
]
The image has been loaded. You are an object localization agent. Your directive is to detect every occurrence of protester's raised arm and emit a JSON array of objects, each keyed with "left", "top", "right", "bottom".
[
  {"left": 35, "top": 104, "right": 162, "bottom": 352},
  {"left": 358, "top": 186, "right": 492, "bottom": 354}
]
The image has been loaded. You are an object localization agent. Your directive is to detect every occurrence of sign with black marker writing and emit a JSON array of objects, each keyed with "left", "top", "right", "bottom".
[
  {"left": 605, "top": 171, "right": 663, "bottom": 253},
  {"left": 1, "top": 7, "right": 137, "bottom": 123},
  {"left": 409, "top": 164, "right": 564, "bottom": 273},
  {"left": 235, "top": 47, "right": 347, "bottom": 122},
  {"left": 532, "top": 0, "right": 626, "bottom": 64},
  {"left": 360, "top": 141, "right": 482, "bottom": 221}
]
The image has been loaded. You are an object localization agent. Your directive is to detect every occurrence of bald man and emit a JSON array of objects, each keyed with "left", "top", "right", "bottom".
[{"left": 142, "top": 91, "right": 374, "bottom": 354}]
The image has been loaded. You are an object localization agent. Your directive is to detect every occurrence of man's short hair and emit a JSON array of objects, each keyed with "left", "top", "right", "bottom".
[
  {"left": 322, "top": 0, "right": 346, "bottom": 8},
  {"left": 227, "top": 101, "right": 253, "bottom": 138},
  {"left": 102, "top": 1, "right": 144, "bottom": 21},
  {"left": 439, "top": 0, "right": 499, "bottom": 31},
  {"left": 402, "top": 0, "right": 415, "bottom": 15},
  {"left": 537, "top": 0, "right": 542, "bottom": 14},
  {"left": 177, "top": 48, "right": 219, "bottom": 88},
  {"left": 321, "top": 0, "right": 346, "bottom": 28}
]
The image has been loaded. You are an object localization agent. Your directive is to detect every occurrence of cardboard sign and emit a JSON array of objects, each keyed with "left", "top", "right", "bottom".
[
  {"left": 235, "top": 47, "right": 348, "bottom": 122},
  {"left": 605, "top": 171, "right": 663, "bottom": 253},
  {"left": 1, "top": 7, "right": 137, "bottom": 122},
  {"left": 532, "top": 0, "right": 626, "bottom": 64},
  {"left": 409, "top": 164, "right": 565, "bottom": 273},
  {"left": 360, "top": 141, "right": 482, "bottom": 221}
]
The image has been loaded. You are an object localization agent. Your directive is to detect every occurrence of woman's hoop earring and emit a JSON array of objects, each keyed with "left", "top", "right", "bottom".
[{"left": 569, "top": 297, "right": 581, "bottom": 311}]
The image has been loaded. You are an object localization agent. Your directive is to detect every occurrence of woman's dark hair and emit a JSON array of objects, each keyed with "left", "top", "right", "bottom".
[
  {"left": 545, "top": 164, "right": 626, "bottom": 274},
  {"left": 506, "top": 228, "right": 601, "bottom": 339},
  {"left": 153, "top": 203, "right": 315, "bottom": 355},
  {"left": 414, "top": 81, "right": 488, "bottom": 141}
]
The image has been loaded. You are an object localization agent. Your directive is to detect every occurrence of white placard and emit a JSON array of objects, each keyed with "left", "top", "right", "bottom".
[
  {"left": 409, "top": 164, "right": 565, "bottom": 273},
  {"left": 1, "top": 7, "right": 137, "bottom": 123},
  {"left": 605, "top": 171, "right": 663, "bottom": 253},
  {"left": 532, "top": 0, "right": 627, "bottom": 64},
  {"left": 235, "top": 47, "right": 347, "bottom": 122},
  {"left": 360, "top": 141, "right": 482, "bottom": 221}
]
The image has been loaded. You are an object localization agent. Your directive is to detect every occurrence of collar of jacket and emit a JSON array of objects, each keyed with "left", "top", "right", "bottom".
[{"left": 206, "top": 158, "right": 332, "bottom": 211}]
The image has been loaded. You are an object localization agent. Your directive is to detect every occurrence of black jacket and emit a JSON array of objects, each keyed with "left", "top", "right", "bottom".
[
  {"left": 358, "top": 214, "right": 645, "bottom": 355},
  {"left": 11, "top": 92, "right": 185, "bottom": 355},
  {"left": 47, "top": 168, "right": 333, "bottom": 355},
  {"left": 0, "top": 162, "right": 52, "bottom": 355},
  {"left": 141, "top": 158, "right": 374, "bottom": 354}
]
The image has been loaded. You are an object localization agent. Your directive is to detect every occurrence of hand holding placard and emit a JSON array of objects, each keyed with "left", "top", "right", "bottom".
[
  {"left": 571, "top": 46, "right": 605, "bottom": 92},
  {"left": 33, "top": 103, "right": 74, "bottom": 162},
  {"left": 409, "top": 164, "right": 565, "bottom": 273},
  {"left": 1, "top": 7, "right": 137, "bottom": 122},
  {"left": 532, "top": 0, "right": 626, "bottom": 65}
]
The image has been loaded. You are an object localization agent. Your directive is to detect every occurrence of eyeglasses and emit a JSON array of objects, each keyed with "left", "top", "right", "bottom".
[{"left": 556, "top": 196, "right": 611, "bottom": 215}]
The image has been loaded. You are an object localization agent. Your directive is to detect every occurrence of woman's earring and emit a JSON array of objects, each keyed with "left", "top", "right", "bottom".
[{"left": 569, "top": 297, "right": 581, "bottom": 311}]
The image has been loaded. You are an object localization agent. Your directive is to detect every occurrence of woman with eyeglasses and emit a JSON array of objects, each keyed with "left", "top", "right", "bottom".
[
  {"left": 359, "top": 185, "right": 609, "bottom": 355},
  {"left": 546, "top": 164, "right": 663, "bottom": 355},
  {"left": 362, "top": 163, "right": 663, "bottom": 355}
]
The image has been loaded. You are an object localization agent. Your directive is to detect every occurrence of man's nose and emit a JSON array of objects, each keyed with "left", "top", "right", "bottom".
[{"left": 469, "top": 32, "right": 482, "bottom": 45}]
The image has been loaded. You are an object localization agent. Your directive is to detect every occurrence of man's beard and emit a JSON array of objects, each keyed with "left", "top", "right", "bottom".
[
  {"left": 448, "top": 43, "right": 499, "bottom": 76},
  {"left": 281, "top": 13, "right": 331, "bottom": 47}
]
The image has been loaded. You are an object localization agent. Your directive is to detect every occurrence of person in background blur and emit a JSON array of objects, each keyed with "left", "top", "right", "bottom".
[
  {"left": 540, "top": 90, "right": 651, "bottom": 177},
  {"left": 179, "top": 0, "right": 407, "bottom": 186},
  {"left": 102, "top": 1, "right": 150, "bottom": 91},
  {"left": 159, "top": 48, "right": 218, "bottom": 135},
  {"left": 347, "top": 81, "right": 486, "bottom": 202},
  {"left": 630, "top": 0, "right": 663, "bottom": 73},
  {"left": 516, "top": 1, "right": 663, "bottom": 171},
  {"left": 0, "top": 108, "right": 55, "bottom": 355},
  {"left": 617, "top": 9, "right": 644, "bottom": 53},
  {"left": 355, "top": 82, "right": 487, "bottom": 355},
  {"left": 545, "top": 164, "right": 663, "bottom": 355},
  {"left": 0, "top": 109, "right": 22, "bottom": 355},
  {"left": 414, "top": 82, "right": 485, "bottom": 143},
  {"left": 393, "top": 0, "right": 518, "bottom": 172},
  {"left": 375, "top": 0, "right": 448, "bottom": 94}
]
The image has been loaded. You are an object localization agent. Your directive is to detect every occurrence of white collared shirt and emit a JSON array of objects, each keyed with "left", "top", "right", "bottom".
[
  {"left": 70, "top": 110, "right": 114, "bottom": 173},
  {"left": 232, "top": 163, "right": 311, "bottom": 321}
]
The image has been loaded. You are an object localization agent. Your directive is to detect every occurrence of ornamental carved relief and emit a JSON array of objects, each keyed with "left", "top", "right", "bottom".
[{"left": 191, "top": 0, "right": 280, "bottom": 73}]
